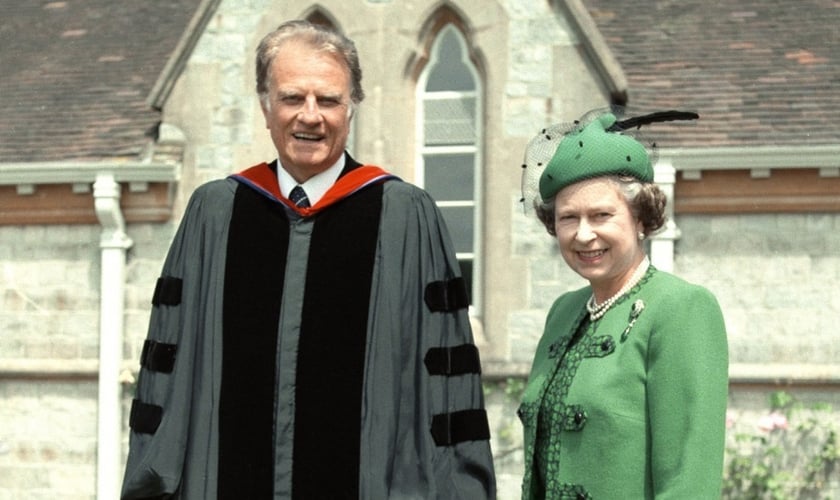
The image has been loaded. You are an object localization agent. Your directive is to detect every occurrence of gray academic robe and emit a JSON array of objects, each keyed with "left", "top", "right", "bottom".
[{"left": 121, "top": 158, "right": 496, "bottom": 499}]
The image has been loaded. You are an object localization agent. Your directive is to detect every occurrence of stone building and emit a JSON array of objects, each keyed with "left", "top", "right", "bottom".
[{"left": 1, "top": 0, "right": 839, "bottom": 498}]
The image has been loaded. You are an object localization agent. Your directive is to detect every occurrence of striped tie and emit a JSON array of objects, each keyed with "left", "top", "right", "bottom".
[{"left": 289, "top": 185, "right": 310, "bottom": 208}]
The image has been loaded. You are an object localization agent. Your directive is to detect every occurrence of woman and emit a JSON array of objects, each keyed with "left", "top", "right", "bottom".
[{"left": 518, "top": 111, "right": 728, "bottom": 499}]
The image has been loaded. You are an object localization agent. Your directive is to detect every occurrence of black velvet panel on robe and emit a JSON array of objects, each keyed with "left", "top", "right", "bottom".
[
  {"left": 219, "top": 185, "right": 289, "bottom": 499},
  {"left": 293, "top": 182, "right": 382, "bottom": 498},
  {"left": 218, "top": 181, "right": 383, "bottom": 499}
]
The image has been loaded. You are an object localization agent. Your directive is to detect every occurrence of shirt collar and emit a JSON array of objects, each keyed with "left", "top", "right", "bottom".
[{"left": 276, "top": 154, "right": 345, "bottom": 206}]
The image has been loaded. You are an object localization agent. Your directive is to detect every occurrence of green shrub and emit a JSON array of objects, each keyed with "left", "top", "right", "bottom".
[{"left": 723, "top": 391, "right": 839, "bottom": 499}]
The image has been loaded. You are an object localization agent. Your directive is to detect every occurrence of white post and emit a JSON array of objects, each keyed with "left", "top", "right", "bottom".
[
  {"left": 93, "top": 174, "right": 133, "bottom": 500},
  {"left": 651, "top": 160, "right": 681, "bottom": 273}
]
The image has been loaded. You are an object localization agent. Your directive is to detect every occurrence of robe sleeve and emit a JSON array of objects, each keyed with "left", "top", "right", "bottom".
[
  {"left": 365, "top": 183, "right": 496, "bottom": 499},
  {"left": 121, "top": 182, "right": 231, "bottom": 499},
  {"left": 415, "top": 190, "right": 496, "bottom": 499},
  {"left": 647, "top": 284, "right": 729, "bottom": 498}
]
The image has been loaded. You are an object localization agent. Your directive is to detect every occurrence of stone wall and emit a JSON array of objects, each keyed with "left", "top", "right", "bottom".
[
  {"left": 0, "top": 225, "right": 101, "bottom": 362},
  {"left": 676, "top": 213, "right": 840, "bottom": 365},
  {"left": 0, "top": 221, "right": 174, "bottom": 499},
  {"left": 0, "top": 224, "right": 100, "bottom": 499},
  {"left": 0, "top": 380, "right": 98, "bottom": 500}
]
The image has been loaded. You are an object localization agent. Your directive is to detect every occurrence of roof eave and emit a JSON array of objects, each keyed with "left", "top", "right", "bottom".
[
  {"left": 0, "top": 161, "right": 181, "bottom": 187},
  {"left": 147, "top": 0, "right": 223, "bottom": 110},
  {"left": 661, "top": 144, "right": 840, "bottom": 174},
  {"left": 556, "top": 0, "right": 628, "bottom": 106}
]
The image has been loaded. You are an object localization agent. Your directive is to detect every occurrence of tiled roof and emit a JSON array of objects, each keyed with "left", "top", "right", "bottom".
[
  {"left": 585, "top": 0, "right": 840, "bottom": 148},
  {"left": 2, "top": 1, "right": 837, "bottom": 162},
  {"left": 0, "top": 0, "right": 200, "bottom": 162}
]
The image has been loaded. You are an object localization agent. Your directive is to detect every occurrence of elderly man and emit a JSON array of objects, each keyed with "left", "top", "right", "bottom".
[{"left": 121, "top": 20, "right": 495, "bottom": 500}]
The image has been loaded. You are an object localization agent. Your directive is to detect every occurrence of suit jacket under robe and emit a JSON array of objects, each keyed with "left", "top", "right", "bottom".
[
  {"left": 121, "top": 157, "right": 496, "bottom": 499},
  {"left": 519, "top": 267, "right": 728, "bottom": 499}
]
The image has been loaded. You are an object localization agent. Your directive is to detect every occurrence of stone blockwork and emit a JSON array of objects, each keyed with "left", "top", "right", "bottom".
[
  {"left": 0, "top": 225, "right": 102, "bottom": 363},
  {"left": 675, "top": 213, "right": 840, "bottom": 365},
  {"left": 0, "top": 381, "right": 98, "bottom": 500},
  {"left": 0, "top": 221, "right": 174, "bottom": 499}
]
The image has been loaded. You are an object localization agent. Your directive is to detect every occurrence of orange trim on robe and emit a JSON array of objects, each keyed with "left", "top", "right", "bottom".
[{"left": 230, "top": 162, "right": 397, "bottom": 216}]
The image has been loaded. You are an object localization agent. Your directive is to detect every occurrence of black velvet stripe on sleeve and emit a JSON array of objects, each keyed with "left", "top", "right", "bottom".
[
  {"left": 219, "top": 185, "right": 289, "bottom": 499},
  {"left": 292, "top": 183, "right": 383, "bottom": 499}
]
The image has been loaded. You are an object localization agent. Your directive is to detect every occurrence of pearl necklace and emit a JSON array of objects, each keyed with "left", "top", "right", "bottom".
[{"left": 586, "top": 256, "right": 650, "bottom": 321}]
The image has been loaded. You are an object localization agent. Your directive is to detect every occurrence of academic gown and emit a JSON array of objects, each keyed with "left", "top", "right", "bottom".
[{"left": 121, "top": 156, "right": 496, "bottom": 499}]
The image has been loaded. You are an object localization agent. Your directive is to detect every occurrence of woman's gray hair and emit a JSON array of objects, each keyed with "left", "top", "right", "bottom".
[
  {"left": 534, "top": 176, "right": 667, "bottom": 237},
  {"left": 255, "top": 20, "right": 365, "bottom": 109}
]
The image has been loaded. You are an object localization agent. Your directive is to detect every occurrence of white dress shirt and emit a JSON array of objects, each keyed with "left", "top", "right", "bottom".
[{"left": 276, "top": 155, "right": 345, "bottom": 207}]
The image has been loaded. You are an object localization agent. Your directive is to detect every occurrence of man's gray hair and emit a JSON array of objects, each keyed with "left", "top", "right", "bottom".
[{"left": 255, "top": 20, "right": 365, "bottom": 109}]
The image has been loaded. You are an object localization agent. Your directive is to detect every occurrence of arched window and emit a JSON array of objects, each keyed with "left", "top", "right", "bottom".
[{"left": 416, "top": 24, "right": 483, "bottom": 313}]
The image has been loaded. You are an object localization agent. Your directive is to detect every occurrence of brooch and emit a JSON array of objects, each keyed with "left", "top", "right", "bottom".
[{"left": 620, "top": 299, "right": 645, "bottom": 342}]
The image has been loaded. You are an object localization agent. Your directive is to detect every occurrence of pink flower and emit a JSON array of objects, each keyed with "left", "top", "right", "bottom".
[
  {"left": 757, "top": 412, "right": 789, "bottom": 432},
  {"left": 726, "top": 410, "right": 737, "bottom": 429}
]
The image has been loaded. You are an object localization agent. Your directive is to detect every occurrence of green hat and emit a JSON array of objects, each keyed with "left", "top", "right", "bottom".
[{"left": 538, "top": 112, "right": 652, "bottom": 201}]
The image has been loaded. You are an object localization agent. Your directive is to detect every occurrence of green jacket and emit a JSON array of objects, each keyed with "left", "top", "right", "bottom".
[{"left": 519, "top": 267, "right": 728, "bottom": 499}]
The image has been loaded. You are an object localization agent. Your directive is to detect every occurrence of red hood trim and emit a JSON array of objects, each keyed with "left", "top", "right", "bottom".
[{"left": 229, "top": 162, "right": 398, "bottom": 216}]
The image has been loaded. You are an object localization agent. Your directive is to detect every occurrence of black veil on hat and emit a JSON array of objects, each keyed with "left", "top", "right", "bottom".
[{"left": 520, "top": 108, "right": 699, "bottom": 209}]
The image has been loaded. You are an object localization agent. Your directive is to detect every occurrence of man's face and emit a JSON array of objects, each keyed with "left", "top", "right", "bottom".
[{"left": 260, "top": 40, "right": 353, "bottom": 182}]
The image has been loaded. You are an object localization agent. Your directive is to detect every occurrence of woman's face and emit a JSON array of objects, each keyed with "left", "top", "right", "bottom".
[{"left": 553, "top": 177, "right": 645, "bottom": 301}]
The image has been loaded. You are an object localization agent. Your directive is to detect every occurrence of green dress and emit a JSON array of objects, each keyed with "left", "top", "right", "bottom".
[{"left": 519, "top": 267, "right": 728, "bottom": 499}]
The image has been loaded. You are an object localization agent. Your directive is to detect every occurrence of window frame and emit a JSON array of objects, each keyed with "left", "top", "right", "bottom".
[{"left": 414, "top": 24, "right": 484, "bottom": 315}]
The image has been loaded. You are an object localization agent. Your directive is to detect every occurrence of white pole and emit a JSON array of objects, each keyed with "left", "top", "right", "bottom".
[
  {"left": 93, "top": 174, "right": 133, "bottom": 500},
  {"left": 651, "top": 161, "right": 681, "bottom": 273}
]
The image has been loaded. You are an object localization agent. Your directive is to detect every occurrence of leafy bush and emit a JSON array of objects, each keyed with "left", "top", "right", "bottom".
[{"left": 723, "top": 391, "right": 840, "bottom": 499}]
